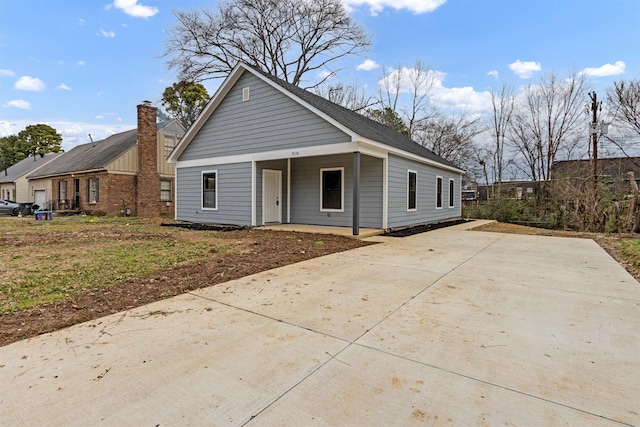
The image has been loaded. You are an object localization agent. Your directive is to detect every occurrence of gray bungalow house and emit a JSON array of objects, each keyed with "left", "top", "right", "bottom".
[{"left": 168, "top": 63, "right": 463, "bottom": 235}]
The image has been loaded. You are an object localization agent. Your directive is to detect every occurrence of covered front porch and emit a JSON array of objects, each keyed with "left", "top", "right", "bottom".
[{"left": 256, "top": 152, "right": 385, "bottom": 236}]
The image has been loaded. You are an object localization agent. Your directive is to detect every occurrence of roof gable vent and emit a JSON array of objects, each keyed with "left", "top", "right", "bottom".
[{"left": 242, "top": 87, "right": 250, "bottom": 102}]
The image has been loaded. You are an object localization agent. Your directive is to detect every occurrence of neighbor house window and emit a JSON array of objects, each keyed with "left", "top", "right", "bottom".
[
  {"left": 320, "top": 167, "right": 344, "bottom": 211},
  {"left": 58, "top": 181, "right": 67, "bottom": 203},
  {"left": 436, "top": 176, "right": 443, "bottom": 209},
  {"left": 407, "top": 170, "right": 417, "bottom": 211},
  {"left": 160, "top": 180, "right": 172, "bottom": 201},
  {"left": 449, "top": 178, "right": 455, "bottom": 208},
  {"left": 202, "top": 171, "right": 217, "bottom": 209},
  {"left": 86, "top": 178, "right": 99, "bottom": 203}
]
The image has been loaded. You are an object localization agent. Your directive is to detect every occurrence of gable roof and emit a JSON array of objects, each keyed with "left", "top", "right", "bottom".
[
  {"left": 0, "top": 152, "right": 62, "bottom": 184},
  {"left": 28, "top": 120, "right": 182, "bottom": 179},
  {"left": 170, "top": 63, "right": 462, "bottom": 172},
  {"left": 28, "top": 129, "right": 138, "bottom": 179}
]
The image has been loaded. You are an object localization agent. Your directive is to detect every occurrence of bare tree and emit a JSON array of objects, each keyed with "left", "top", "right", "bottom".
[
  {"left": 164, "top": 0, "right": 370, "bottom": 87},
  {"left": 603, "top": 78, "right": 640, "bottom": 157},
  {"left": 607, "top": 78, "right": 640, "bottom": 137},
  {"left": 377, "top": 61, "right": 440, "bottom": 139},
  {"left": 509, "top": 70, "right": 589, "bottom": 181},
  {"left": 487, "top": 84, "right": 514, "bottom": 184},
  {"left": 314, "top": 80, "right": 377, "bottom": 112},
  {"left": 416, "top": 111, "right": 483, "bottom": 167}
]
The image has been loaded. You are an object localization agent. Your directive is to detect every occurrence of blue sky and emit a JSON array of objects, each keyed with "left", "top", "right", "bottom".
[{"left": 0, "top": 0, "right": 638, "bottom": 151}]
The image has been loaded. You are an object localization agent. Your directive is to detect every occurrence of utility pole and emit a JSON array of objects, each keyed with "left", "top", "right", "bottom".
[{"left": 588, "top": 92, "right": 602, "bottom": 194}]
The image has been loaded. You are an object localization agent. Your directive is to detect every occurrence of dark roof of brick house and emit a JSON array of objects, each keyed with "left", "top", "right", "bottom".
[
  {"left": 28, "top": 120, "right": 178, "bottom": 179},
  {"left": 0, "top": 152, "right": 62, "bottom": 184}
]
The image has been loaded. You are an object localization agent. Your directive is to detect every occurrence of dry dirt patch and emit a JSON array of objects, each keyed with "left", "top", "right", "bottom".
[{"left": 0, "top": 217, "right": 371, "bottom": 347}]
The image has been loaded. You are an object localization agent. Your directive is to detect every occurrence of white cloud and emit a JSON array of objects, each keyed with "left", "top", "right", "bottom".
[
  {"left": 77, "top": 61, "right": 86, "bottom": 66},
  {"left": 99, "top": 29, "right": 116, "bottom": 38},
  {"left": 343, "top": 0, "right": 446, "bottom": 15},
  {"left": 487, "top": 70, "right": 499, "bottom": 79},
  {"left": 3, "top": 100, "right": 31, "bottom": 110},
  {"left": 78, "top": 18, "right": 85, "bottom": 25},
  {"left": 14, "top": 76, "right": 45, "bottom": 91},
  {"left": 357, "top": 59, "right": 380, "bottom": 71},
  {"left": 56, "top": 83, "right": 72, "bottom": 91},
  {"left": 317, "top": 70, "right": 333, "bottom": 80},
  {"left": 432, "top": 85, "right": 492, "bottom": 113},
  {"left": 0, "top": 69, "right": 15, "bottom": 77},
  {"left": 509, "top": 60, "right": 541, "bottom": 79},
  {"left": 110, "top": 0, "right": 159, "bottom": 18},
  {"left": 0, "top": 121, "right": 16, "bottom": 137},
  {"left": 580, "top": 61, "right": 626, "bottom": 77},
  {"left": 378, "top": 66, "right": 492, "bottom": 112}
]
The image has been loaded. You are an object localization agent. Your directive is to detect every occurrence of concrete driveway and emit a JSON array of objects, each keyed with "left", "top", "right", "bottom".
[{"left": 1, "top": 221, "right": 639, "bottom": 426}]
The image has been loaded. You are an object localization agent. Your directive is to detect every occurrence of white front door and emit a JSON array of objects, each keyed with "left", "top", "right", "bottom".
[
  {"left": 262, "top": 169, "right": 282, "bottom": 224},
  {"left": 34, "top": 190, "right": 46, "bottom": 208}
]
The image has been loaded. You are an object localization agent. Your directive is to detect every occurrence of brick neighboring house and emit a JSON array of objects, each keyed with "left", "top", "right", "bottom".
[{"left": 27, "top": 103, "right": 184, "bottom": 217}]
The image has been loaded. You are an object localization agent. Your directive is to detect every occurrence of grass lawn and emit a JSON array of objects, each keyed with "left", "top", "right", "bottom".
[{"left": 0, "top": 216, "right": 220, "bottom": 314}]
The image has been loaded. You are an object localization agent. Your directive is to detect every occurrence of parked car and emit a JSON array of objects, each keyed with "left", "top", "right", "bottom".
[{"left": 0, "top": 199, "right": 20, "bottom": 216}]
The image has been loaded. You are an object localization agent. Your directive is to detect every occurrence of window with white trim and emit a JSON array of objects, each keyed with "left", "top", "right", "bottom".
[
  {"left": 320, "top": 167, "right": 344, "bottom": 212},
  {"left": 87, "top": 178, "right": 99, "bottom": 204},
  {"left": 436, "top": 176, "right": 443, "bottom": 209},
  {"left": 58, "top": 180, "right": 67, "bottom": 203},
  {"left": 202, "top": 171, "right": 217, "bottom": 209},
  {"left": 449, "top": 178, "right": 455, "bottom": 208},
  {"left": 160, "top": 180, "right": 172, "bottom": 201},
  {"left": 407, "top": 170, "right": 417, "bottom": 211}
]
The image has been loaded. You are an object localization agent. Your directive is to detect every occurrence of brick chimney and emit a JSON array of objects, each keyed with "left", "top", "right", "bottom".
[{"left": 135, "top": 101, "right": 160, "bottom": 217}]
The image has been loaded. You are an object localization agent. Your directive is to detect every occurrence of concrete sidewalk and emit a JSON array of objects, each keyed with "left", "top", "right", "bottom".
[{"left": 1, "top": 222, "right": 638, "bottom": 426}]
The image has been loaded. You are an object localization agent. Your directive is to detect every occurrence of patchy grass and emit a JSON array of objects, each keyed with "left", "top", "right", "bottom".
[
  {"left": 0, "top": 216, "right": 371, "bottom": 346},
  {"left": 0, "top": 217, "right": 226, "bottom": 314},
  {"left": 620, "top": 239, "right": 640, "bottom": 269}
]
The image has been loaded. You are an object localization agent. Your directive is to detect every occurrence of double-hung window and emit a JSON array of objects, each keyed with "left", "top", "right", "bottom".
[
  {"left": 160, "top": 180, "right": 172, "bottom": 201},
  {"left": 87, "top": 178, "right": 99, "bottom": 204},
  {"left": 202, "top": 171, "right": 217, "bottom": 209},
  {"left": 320, "top": 168, "right": 343, "bottom": 212},
  {"left": 449, "top": 178, "right": 455, "bottom": 208},
  {"left": 407, "top": 170, "right": 417, "bottom": 211},
  {"left": 436, "top": 176, "right": 443, "bottom": 209},
  {"left": 59, "top": 181, "right": 67, "bottom": 203}
]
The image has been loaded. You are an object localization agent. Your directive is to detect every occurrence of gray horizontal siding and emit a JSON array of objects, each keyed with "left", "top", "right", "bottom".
[
  {"left": 179, "top": 73, "right": 350, "bottom": 161},
  {"left": 290, "top": 154, "right": 382, "bottom": 229},
  {"left": 387, "top": 154, "right": 461, "bottom": 228},
  {"left": 359, "top": 155, "right": 383, "bottom": 228},
  {"left": 176, "top": 163, "right": 252, "bottom": 226}
]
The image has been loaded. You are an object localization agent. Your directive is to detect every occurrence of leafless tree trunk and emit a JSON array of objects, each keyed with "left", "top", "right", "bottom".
[
  {"left": 627, "top": 171, "right": 640, "bottom": 232},
  {"left": 377, "top": 60, "right": 439, "bottom": 140},
  {"left": 509, "top": 70, "right": 589, "bottom": 181},
  {"left": 487, "top": 84, "right": 514, "bottom": 185},
  {"left": 164, "top": 0, "right": 370, "bottom": 87}
]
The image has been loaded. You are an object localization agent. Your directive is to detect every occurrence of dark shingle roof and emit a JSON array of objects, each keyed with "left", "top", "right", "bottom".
[
  {"left": 28, "top": 129, "right": 138, "bottom": 178},
  {"left": 27, "top": 120, "right": 183, "bottom": 179},
  {"left": 250, "top": 66, "right": 461, "bottom": 170},
  {"left": 0, "top": 152, "right": 62, "bottom": 183}
]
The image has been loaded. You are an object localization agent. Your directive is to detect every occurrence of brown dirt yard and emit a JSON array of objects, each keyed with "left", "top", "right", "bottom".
[
  {"left": 0, "top": 217, "right": 370, "bottom": 347},
  {"left": 1, "top": 218, "right": 638, "bottom": 347}
]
